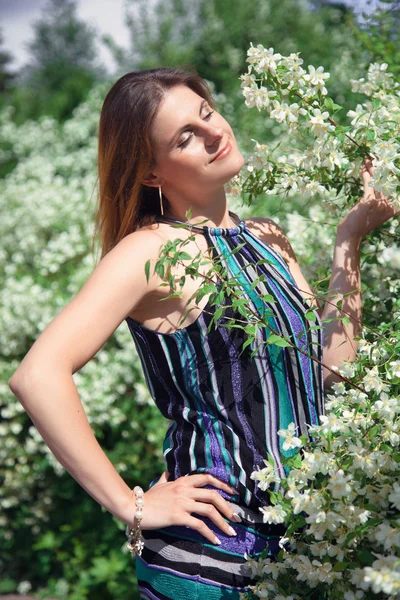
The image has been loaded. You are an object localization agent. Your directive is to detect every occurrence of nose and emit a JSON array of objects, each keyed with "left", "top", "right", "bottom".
[{"left": 204, "top": 124, "right": 224, "bottom": 146}]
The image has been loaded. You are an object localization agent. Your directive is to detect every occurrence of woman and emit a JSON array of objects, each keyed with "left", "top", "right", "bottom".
[{"left": 9, "top": 67, "right": 398, "bottom": 599}]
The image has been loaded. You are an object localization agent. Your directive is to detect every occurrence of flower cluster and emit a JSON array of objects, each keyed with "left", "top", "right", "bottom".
[
  {"left": 237, "top": 44, "right": 400, "bottom": 213},
  {"left": 241, "top": 338, "right": 400, "bottom": 599},
  {"left": 237, "top": 42, "right": 400, "bottom": 600}
]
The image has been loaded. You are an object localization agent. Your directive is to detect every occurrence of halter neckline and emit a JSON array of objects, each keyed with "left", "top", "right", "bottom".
[{"left": 155, "top": 214, "right": 246, "bottom": 236}]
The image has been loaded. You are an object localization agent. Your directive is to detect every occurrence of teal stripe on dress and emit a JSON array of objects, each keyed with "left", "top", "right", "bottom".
[
  {"left": 196, "top": 315, "right": 235, "bottom": 480},
  {"left": 211, "top": 231, "right": 295, "bottom": 474},
  {"left": 175, "top": 331, "right": 213, "bottom": 467}
]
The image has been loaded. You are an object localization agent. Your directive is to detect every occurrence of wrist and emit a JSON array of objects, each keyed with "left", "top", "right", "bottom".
[
  {"left": 119, "top": 487, "right": 141, "bottom": 528},
  {"left": 126, "top": 486, "right": 145, "bottom": 558}
]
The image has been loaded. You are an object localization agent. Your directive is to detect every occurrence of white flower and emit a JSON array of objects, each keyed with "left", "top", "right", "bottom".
[
  {"left": 363, "top": 565, "right": 400, "bottom": 596},
  {"left": 303, "top": 65, "right": 330, "bottom": 95},
  {"left": 243, "top": 551, "right": 264, "bottom": 578},
  {"left": 344, "top": 591, "right": 364, "bottom": 600},
  {"left": 388, "top": 481, "right": 400, "bottom": 510},
  {"left": 239, "top": 69, "right": 257, "bottom": 89},
  {"left": 317, "top": 413, "right": 346, "bottom": 434},
  {"left": 374, "top": 393, "right": 399, "bottom": 418},
  {"left": 388, "top": 360, "right": 400, "bottom": 379},
  {"left": 277, "top": 422, "right": 303, "bottom": 451},
  {"left": 336, "top": 361, "right": 356, "bottom": 379},
  {"left": 305, "top": 108, "right": 334, "bottom": 137},
  {"left": 250, "top": 459, "right": 280, "bottom": 491},
  {"left": 246, "top": 43, "right": 282, "bottom": 76},
  {"left": 242, "top": 84, "right": 278, "bottom": 111},
  {"left": 278, "top": 535, "right": 290, "bottom": 550},
  {"left": 259, "top": 504, "right": 286, "bottom": 524},
  {"left": 363, "top": 366, "right": 389, "bottom": 393},
  {"left": 261, "top": 557, "right": 287, "bottom": 579},
  {"left": 327, "top": 469, "right": 352, "bottom": 499}
]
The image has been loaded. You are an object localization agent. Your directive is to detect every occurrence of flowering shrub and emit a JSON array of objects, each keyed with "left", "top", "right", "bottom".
[
  {"left": 230, "top": 44, "right": 400, "bottom": 600},
  {"left": 0, "top": 85, "right": 167, "bottom": 597},
  {"left": 232, "top": 43, "right": 399, "bottom": 212}
]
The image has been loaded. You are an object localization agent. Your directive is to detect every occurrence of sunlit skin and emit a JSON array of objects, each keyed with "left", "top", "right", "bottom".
[{"left": 141, "top": 84, "right": 245, "bottom": 228}]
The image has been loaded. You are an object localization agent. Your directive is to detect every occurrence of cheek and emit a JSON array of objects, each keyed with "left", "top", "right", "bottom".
[{"left": 175, "top": 146, "right": 206, "bottom": 169}]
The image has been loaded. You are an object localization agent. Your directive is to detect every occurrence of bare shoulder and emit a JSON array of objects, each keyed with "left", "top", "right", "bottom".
[
  {"left": 243, "top": 216, "right": 320, "bottom": 310},
  {"left": 243, "top": 216, "right": 298, "bottom": 265},
  {"left": 115, "top": 222, "right": 166, "bottom": 266},
  {"left": 11, "top": 222, "right": 169, "bottom": 381}
]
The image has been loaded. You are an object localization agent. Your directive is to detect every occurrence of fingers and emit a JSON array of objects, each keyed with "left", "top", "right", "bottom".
[
  {"left": 191, "top": 487, "right": 243, "bottom": 524},
  {"left": 184, "top": 514, "right": 224, "bottom": 545},
  {"left": 184, "top": 473, "right": 237, "bottom": 495},
  {"left": 139, "top": 472, "right": 240, "bottom": 544},
  {"left": 186, "top": 500, "right": 238, "bottom": 541}
]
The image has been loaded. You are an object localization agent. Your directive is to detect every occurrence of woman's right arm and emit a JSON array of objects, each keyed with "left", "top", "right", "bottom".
[
  {"left": 8, "top": 230, "right": 239, "bottom": 545},
  {"left": 8, "top": 230, "right": 163, "bottom": 527}
]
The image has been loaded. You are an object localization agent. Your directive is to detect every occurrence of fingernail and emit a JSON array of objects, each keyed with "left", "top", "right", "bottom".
[
  {"left": 232, "top": 512, "right": 242, "bottom": 523},
  {"left": 228, "top": 525, "right": 237, "bottom": 536},
  {"left": 214, "top": 536, "right": 221, "bottom": 545}
]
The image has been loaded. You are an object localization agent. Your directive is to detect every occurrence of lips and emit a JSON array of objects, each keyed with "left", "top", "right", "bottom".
[{"left": 210, "top": 140, "right": 232, "bottom": 163}]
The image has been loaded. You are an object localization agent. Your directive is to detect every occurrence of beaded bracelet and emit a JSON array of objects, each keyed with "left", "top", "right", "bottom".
[{"left": 126, "top": 486, "right": 144, "bottom": 558}]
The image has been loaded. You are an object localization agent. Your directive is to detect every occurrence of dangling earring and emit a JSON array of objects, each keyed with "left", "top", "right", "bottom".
[{"left": 159, "top": 185, "right": 164, "bottom": 215}]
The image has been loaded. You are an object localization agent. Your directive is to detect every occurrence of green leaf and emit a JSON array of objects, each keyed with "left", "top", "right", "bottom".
[
  {"left": 145, "top": 259, "right": 151, "bottom": 283},
  {"left": 368, "top": 425, "right": 380, "bottom": 438},
  {"left": 324, "top": 97, "right": 335, "bottom": 111},
  {"left": 155, "top": 262, "right": 165, "bottom": 278},
  {"left": 178, "top": 252, "right": 192, "bottom": 260},
  {"left": 364, "top": 503, "right": 380, "bottom": 512},
  {"left": 305, "top": 310, "right": 317, "bottom": 322},
  {"left": 159, "top": 292, "right": 182, "bottom": 301},
  {"left": 380, "top": 443, "right": 393, "bottom": 453},
  {"left": 365, "top": 129, "right": 375, "bottom": 141},
  {"left": 214, "top": 307, "right": 224, "bottom": 321},
  {"left": 269, "top": 491, "right": 278, "bottom": 505},
  {"left": 267, "top": 334, "right": 292, "bottom": 347},
  {"left": 262, "top": 293, "right": 276, "bottom": 303},
  {"left": 333, "top": 561, "right": 348, "bottom": 572},
  {"left": 241, "top": 338, "right": 253, "bottom": 352},
  {"left": 356, "top": 549, "right": 375, "bottom": 567}
]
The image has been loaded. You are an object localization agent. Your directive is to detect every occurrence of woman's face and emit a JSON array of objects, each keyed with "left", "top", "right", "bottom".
[{"left": 147, "top": 84, "right": 244, "bottom": 198}]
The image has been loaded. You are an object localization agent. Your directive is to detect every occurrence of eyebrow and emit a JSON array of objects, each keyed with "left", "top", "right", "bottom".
[{"left": 168, "top": 99, "right": 208, "bottom": 148}]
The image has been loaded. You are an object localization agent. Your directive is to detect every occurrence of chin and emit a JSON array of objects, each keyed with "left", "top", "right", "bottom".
[{"left": 227, "top": 151, "right": 245, "bottom": 178}]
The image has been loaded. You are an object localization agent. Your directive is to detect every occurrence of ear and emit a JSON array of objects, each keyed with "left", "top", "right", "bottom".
[{"left": 141, "top": 171, "right": 164, "bottom": 188}]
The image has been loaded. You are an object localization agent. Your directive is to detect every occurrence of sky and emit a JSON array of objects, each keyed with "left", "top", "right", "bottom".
[
  {"left": 0, "top": 0, "right": 383, "bottom": 75},
  {"left": 0, "top": 0, "right": 131, "bottom": 74}
]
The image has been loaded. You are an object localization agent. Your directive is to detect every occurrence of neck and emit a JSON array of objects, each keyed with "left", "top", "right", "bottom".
[{"left": 162, "top": 187, "right": 236, "bottom": 229}]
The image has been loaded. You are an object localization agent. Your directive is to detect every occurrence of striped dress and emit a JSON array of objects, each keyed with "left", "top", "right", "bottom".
[{"left": 125, "top": 214, "right": 324, "bottom": 599}]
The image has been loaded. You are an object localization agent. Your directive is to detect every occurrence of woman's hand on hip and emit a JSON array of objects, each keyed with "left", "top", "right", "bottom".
[{"left": 137, "top": 471, "right": 242, "bottom": 545}]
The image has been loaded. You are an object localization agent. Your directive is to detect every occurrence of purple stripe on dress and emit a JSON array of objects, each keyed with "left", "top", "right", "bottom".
[
  {"left": 268, "top": 278, "right": 317, "bottom": 425},
  {"left": 154, "top": 520, "right": 281, "bottom": 557},
  {"left": 218, "top": 325, "right": 264, "bottom": 472}
]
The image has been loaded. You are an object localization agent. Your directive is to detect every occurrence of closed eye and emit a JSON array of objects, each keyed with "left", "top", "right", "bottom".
[{"left": 177, "top": 111, "right": 215, "bottom": 149}]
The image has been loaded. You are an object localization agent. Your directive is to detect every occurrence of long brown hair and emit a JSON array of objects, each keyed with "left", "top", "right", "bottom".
[{"left": 93, "top": 66, "right": 216, "bottom": 260}]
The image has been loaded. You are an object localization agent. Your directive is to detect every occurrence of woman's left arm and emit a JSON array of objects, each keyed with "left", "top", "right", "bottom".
[
  {"left": 251, "top": 158, "right": 399, "bottom": 389},
  {"left": 320, "top": 158, "right": 399, "bottom": 387}
]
